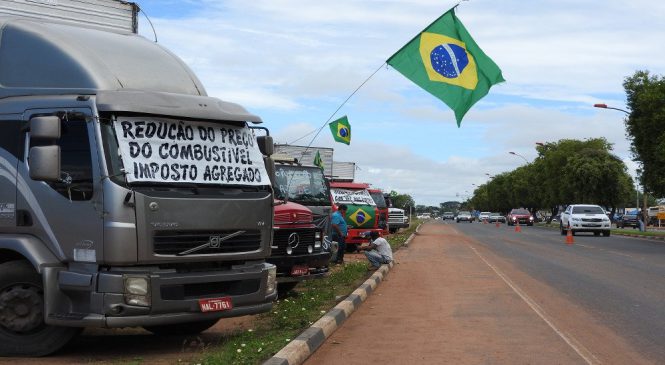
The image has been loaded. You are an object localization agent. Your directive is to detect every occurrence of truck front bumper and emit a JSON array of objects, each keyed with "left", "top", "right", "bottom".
[
  {"left": 46, "top": 261, "right": 277, "bottom": 328},
  {"left": 267, "top": 251, "right": 331, "bottom": 283}
]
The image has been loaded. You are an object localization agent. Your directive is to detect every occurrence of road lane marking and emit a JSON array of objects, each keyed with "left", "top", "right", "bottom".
[{"left": 468, "top": 245, "right": 599, "bottom": 365}]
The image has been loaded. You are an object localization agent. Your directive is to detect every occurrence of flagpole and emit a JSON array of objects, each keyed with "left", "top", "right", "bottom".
[{"left": 288, "top": 61, "right": 386, "bottom": 146}]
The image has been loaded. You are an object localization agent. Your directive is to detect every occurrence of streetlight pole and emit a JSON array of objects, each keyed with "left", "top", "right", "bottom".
[
  {"left": 508, "top": 151, "right": 529, "bottom": 165},
  {"left": 593, "top": 103, "right": 630, "bottom": 115},
  {"left": 594, "top": 102, "right": 647, "bottom": 225}
]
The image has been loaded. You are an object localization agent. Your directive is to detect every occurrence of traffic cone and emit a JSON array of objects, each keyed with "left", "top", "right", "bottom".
[
  {"left": 514, "top": 223, "right": 521, "bottom": 233},
  {"left": 566, "top": 225, "right": 574, "bottom": 245},
  {"left": 495, "top": 222, "right": 500, "bottom": 228}
]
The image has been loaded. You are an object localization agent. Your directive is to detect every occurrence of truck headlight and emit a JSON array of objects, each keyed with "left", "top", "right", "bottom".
[
  {"left": 314, "top": 231, "right": 322, "bottom": 248},
  {"left": 266, "top": 266, "right": 277, "bottom": 294},
  {"left": 572, "top": 217, "right": 581, "bottom": 222},
  {"left": 124, "top": 275, "right": 151, "bottom": 307}
]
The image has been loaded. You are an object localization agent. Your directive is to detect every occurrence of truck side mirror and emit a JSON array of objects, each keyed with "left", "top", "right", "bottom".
[
  {"left": 29, "top": 146, "right": 61, "bottom": 181},
  {"left": 30, "top": 116, "right": 61, "bottom": 140},
  {"left": 257, "top": 135, "right": 274, "bottom": 156}
]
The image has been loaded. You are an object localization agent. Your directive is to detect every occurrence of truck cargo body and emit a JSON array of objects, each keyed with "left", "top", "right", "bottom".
[
  {"left": 274, "top": 144, "right": 334, "bottom": 179},
  {"left": 0, "top": 18, "right": 276, "bottom": 356},
  {"left": 0, "top": 0, "right": 138, "bottom": 33}
]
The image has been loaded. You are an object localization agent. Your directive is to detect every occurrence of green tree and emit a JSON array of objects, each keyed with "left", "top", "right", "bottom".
[
  {"left": 623, "top": 70, "right": 665, "bottom": 197},
  {"left": 388, "top": 190, "right": 415, "bottom": 211}
]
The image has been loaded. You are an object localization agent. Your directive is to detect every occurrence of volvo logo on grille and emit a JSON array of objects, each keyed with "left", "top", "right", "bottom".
[
  {"left": 209, "top": 236, "right": 221, "bottom": 248},
  {"left": 288, "top": 232, "right": 300, "bottom": 248}
]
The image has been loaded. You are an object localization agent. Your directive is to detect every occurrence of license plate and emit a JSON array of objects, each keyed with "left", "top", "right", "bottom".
[
  {"left": 291, "top": 265, "right": 309, "bottom": 276},
  {"left": 198, "top": 297, "right": 233, "bottom": 313}
]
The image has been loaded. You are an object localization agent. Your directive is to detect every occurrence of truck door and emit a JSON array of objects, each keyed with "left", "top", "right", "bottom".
[
  {"left": 17, "top": 109, "right": 104, "bottom": 262},
  {"left": 0, "top": 115, "right": 21, "bottom": 229}
]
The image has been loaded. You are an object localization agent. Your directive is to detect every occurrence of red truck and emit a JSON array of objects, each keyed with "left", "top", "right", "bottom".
[
  {"left": 269, "top": 202, "right": 329, "bottom": 295},
  {"left": 368, "top": 188, "right": 390, "bottom": 235},
  {"left": 330, "top": 182, "right": 384, "bottom": 251}
]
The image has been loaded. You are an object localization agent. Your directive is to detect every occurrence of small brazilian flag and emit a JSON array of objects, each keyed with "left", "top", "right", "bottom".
[
  {"left": 313, "top": 150, "right": 325, "bottom": 171},
  {"left": 387, "top": 8, "right": 504, "bottom": 126},
  {"left": 328, "top": 116, "right": 351, "bottom": 145}
]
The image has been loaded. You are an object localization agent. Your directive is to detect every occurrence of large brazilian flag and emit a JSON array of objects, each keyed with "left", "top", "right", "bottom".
[
  {"left": 387, "top": 8, "right": 504, "bottom": 126},
  {"left": 345, "top": 204, "right": 376, "bottom": 228}
]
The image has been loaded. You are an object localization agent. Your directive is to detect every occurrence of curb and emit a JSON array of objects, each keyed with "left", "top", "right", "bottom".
[{"left": 262, "top": 247, "right": 403, "bottom": 365}]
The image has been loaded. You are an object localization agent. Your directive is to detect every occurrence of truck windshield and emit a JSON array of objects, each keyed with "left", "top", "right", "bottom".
[
  {"left": 274, "top": 165, "right": 330, "bottom": 205},
  {"left": 369, "top": 191, "right": 387, "bottom": 209},
  {"left": 100, "top": 115, "right": 270, "bottom": 189}
]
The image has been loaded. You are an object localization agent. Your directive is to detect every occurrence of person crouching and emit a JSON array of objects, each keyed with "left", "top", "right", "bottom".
[{"left": 359, "top": 231, "right": 393, "bottom": 270}]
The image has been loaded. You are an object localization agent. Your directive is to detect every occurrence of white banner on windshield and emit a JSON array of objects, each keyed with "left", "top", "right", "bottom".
[
  {"left": 113, "top": 117, "right": 269, "bottom": 186},
  {"left": 330, "top": 188, "right": 376, "bottom": 206}
]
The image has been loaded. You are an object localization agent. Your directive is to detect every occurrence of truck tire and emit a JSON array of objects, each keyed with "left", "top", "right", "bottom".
[
  {"left": 144, "top": 319, "right": 219, "bottom": 336},
  {"left": 603, "top": 230, "right": 611, "bottom": 237},
  {"left": 0, "top": 260, "right": 81, "bottom": 356},
  {"left": 560, "top": 223, "right": 566, "bottom": 235}
]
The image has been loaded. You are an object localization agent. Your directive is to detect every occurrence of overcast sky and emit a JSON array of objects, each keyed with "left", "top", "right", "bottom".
[{"left": 134, "top": 0, "right": 665, "bottom": 206}]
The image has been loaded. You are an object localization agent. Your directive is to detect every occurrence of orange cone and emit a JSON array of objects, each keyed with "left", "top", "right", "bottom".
[
  {"left": 495, "top": 222, "right": 500, "bottom": 228},
  {"left": 514, "top": 224, "right": 521, "bottom": 233},
  {"left": 566, "top": 225, "right": 574, "bottom": 245}
]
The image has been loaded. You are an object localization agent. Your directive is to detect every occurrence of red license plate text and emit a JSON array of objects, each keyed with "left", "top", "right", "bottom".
[
  {"left": 291, "top": 265, "right": 309, "bottom": 276},
  {"left": 198, "top": 297, "right": 233, "bottom": 313}
]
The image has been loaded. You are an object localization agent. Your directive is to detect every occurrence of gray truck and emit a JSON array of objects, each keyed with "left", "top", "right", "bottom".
[{"left": 0, "top": 14, "right": 277, "bottom": 356}]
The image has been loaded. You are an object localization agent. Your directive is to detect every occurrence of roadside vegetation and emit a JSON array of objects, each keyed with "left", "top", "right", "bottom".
[{"left": 181, "top": 223, "right": 419, "bottom": 365}]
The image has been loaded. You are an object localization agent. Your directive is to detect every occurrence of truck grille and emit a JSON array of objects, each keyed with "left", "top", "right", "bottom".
[
  {"left": 153, "top": 230, "right": 262, "bottom": 255},
  {"left": 581, "top": 218, "right": 603, "bottom": 222},
  {"left": 272, "top": 229, "right": 318, "bottom": 255},
  {"left": 388, "top": 212, "right": 404, "bottom": 224}
]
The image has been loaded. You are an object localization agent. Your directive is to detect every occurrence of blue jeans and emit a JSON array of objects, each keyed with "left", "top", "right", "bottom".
[
  {"left": 364, "top": 250, "right": 391, "bottom": 268},
  {"left": 333, "top": 235, "right": 346, "bottom": 262}
]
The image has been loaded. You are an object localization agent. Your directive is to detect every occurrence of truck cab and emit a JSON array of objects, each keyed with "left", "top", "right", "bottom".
[
  {"left": 329, "top": 182, "right": 383, "bottom": 251},
  {"left": 270, "top": 201, "right": 328, "bottom": 295},
  {"left": 0, "top": 17, "right": 277, "bottom": 355}
]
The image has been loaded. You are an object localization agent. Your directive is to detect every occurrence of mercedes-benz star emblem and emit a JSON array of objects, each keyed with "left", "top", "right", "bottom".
[{"left": 287, "top": 232, "right": 300, "bottom": 248}]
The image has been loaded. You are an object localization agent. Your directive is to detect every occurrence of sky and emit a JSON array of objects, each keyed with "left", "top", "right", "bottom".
[{"left": 133, "top": 0, "right": 665, "bottom": 206}]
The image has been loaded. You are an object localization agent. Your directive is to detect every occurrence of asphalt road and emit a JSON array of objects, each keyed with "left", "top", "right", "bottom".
[{"left": 446, "top": 220, "right": 665, "bottom": 363}]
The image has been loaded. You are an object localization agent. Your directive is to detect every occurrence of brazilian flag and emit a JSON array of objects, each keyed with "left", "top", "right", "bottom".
[
  {"left": 387, "top": 8, "right": 504, "bottom": 126},
  {"left": 313, "top": 150, "right": 325, "bottom": 171},
  {"left": 328, "top": 116, "right": 351, "bottom": 145},
  {"left": 345, "top": 205, "right": 375, "bottom": 228}
]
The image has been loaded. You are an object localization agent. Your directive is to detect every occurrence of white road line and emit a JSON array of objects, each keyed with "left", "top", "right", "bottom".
[
  {"left": 468, "top": 245, "right": 599, "bottom": 365},
  {"left": 608, "top": 251, "right": 633, "bottom": 258}
]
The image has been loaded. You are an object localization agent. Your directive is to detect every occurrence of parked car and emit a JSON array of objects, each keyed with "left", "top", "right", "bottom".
[
  {"left": 507, "top": 208, "right": 534, "bottom": 226},
  {"left": 489, "top": 213, "right": 506, "bottom": 223},
  {"left": 442, "top": 211, "right": 455, "bottom": 220},
  {"left": 478, "top": 211, "right": 491, "bottom": 221},
  {"left": 456, "top": 211, "right": 474, "bottom": 223},
  {"left": 617, "top": 213, "right": 639, "bottom": 229},
  {"left": 560, "top": 204, "right": 611, "bottom": 236}
]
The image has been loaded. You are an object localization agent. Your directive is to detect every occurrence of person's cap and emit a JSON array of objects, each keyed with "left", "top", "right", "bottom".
[
  {"left": 369, "top": 231, "right": 380, "bottom": 239},
  {"left": 337, "top": 204, "right": 348, "bottom": 211}
]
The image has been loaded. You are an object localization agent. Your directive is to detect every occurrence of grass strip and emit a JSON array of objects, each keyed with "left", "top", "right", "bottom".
[{"left": 191, "top": 223, "right": 418, "bottom": 365}]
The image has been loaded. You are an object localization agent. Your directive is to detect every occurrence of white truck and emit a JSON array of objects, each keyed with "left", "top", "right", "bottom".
[
  {"left": 0, "top": 2, "right": 278, "bottom": 356},
  {"left": 388, "top": 207, "right": 409, "bottom": 233}
]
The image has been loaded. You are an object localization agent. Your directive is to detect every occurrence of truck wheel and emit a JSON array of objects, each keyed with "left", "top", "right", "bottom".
[
  {"left": 345, "top": 243, "right": 358, "bottom": 252},
  {"left": 603, "top": 230, "right": 611, "bottom": 237},
  {"left": 144, "top": 319, "right": 219, "bottom": 336},
  {"left": 277, "top": 282, "right": 299, "bottom": 297},
  {"left": 560, "top": 223, "right": 566, "bottom": 235},
  {"left": 0, "top": 260, "right": 81, "bottom": 356},
  {"left": 389, "top": 228, "right": 397, "bottom": 234}
]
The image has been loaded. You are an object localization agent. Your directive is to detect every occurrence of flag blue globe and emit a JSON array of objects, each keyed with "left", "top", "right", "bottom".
[
  {"left": 430, "top": 43, "right": 469, "bottom": 78},
  {"left": 339, "top": 127, "right": 349, "bottom": 138}
]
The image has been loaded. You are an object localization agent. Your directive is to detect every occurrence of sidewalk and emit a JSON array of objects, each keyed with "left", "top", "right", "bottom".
[{"left": 303, "top": 223, "right": 587, "bottom": 365}]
